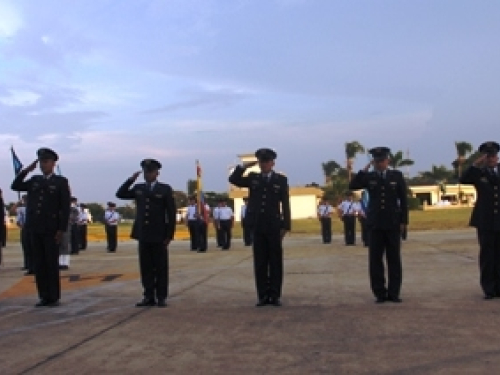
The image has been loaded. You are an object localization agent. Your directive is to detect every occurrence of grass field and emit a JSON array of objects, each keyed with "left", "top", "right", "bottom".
[{"left": 5, "top": 208, "right": 474, "bottom": 244}]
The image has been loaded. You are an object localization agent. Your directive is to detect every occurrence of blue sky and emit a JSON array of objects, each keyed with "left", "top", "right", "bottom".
[{"left": 1, "top": 0, "right": 499, "bottom": 203}]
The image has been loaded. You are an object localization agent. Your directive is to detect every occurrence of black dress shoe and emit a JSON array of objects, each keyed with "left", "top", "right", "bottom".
[
  {"left": 136, "top": 299, "right": 156, "bottom": 307},
  {"left": 387, "top": 296, "right": 402, "bottom": 303},
  {"left": 46, "top": 300, "right": 60, "bottom": 307},
  {"left": 35, "top": 300, "right": 48, "bottom": 307},
  {"left": 375, "top": 296, "right": 386, "bottom": 303},
  {"left": 256, "top": 298, "right": 268, "bottom": 307},
  {"left": 484, "top": 294, "right": 494, "bottom": 300},
  {"left": 157, "top": 299, "right": 167, "bottom": 308}
]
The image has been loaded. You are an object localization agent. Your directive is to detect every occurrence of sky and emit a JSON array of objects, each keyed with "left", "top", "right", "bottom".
[{"left": 1, "top": 0, "right": 499, "bottom": 203}]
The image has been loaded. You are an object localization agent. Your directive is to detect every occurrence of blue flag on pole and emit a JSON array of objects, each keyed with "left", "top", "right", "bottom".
[{"left": 10, "top": 146, "right": 23, "bottom": 175}]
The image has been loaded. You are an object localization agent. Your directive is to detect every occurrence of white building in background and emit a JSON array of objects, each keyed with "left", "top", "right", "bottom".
[{"left": 228, "top": 153, "right": 323, "bottom": 221}]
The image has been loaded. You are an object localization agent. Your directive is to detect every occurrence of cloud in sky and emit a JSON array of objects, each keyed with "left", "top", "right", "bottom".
[{"left": 1, "top": 0, "right": 500, "bottom": 203}]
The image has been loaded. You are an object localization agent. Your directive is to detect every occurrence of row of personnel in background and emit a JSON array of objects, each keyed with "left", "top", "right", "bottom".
[
  {"left": 317, "top": 192, "right": 370, "bottom": 247},
  {"left": 183, "top": 197, "right": 253, "bottom": 252}
]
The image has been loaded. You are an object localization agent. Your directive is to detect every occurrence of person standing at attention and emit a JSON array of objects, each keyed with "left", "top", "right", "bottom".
[
  {"left": 104, "top": 202, "right": 119, "bottom": 252},
  {"left": 349, "top": 147, "right": 408, "bottom": 304},
  {"left": 317, "top": 198, "right": 333, "bottom": 244}
]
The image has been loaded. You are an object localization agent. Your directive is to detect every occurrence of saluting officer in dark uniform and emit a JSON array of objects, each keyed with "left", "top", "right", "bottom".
[
  {"left": 349, "top": 147, "right": 408, "bottom": 303},
  {"left": 229, "top": 148, "right": 291, "bottom": 307},
  {"left": 11, "top": 148, "right": 70, "bottom": 307},
  {"left": 460, "top": 141, "right": 500, "bottom": 299},
  {"left": 116, "top": 159, "right": 176, "bottom": 308}
]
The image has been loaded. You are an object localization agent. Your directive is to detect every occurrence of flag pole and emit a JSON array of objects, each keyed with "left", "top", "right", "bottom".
[
  {"left": 196, "top": 160, "right": 201, "bottom": 215},
  {"left": 11, "top": 146, "right": 21, "bottom": 201}
]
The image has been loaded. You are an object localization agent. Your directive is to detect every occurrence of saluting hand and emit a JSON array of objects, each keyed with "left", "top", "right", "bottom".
[
  {"left": 363, "top": 161, "right": 373, "bottom": 172},
  {"left": 130, "top": 171, "right": 141, "bottom": 181},
  {"left": 25, "top": 160, "right": 38, "bottom": 173},
  {"left": 473, "top": 154, "right": 487, "bottom": 167},
  {"left": 243, "top": 161, "right": 258, "bottom": 168}
]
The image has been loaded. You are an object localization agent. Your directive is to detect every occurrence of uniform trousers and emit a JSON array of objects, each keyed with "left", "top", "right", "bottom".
[
  {"left": 21, "top": 227, "right": 34, "bottom": 271},
  {"left": 320, "top": 217, "right": 332, "bottom": 243},
  {"left": 197, "top": 220, "right": 207, "bottom": 251},
  {"left": 80, "top": 225, "right": 88, "bottom": 250},
  {"left": 476, "top": 229, "right": 500, "bottom": 296},
  {"left": 242, "top": 219, "right": 253, "bottom": 246},
  {"left": 216, "top": 224, "right": 223, "bottom": 247},
  {"left": 1, "top": 224, "right": 6, "bottom": 247},
  {"left": 219, "top": 219, "right": 232, "bottom": 249},
  {"left": 70, "top": 223, "right": 79, "bottom": 254},
  {"left": 138, "top": 241, "right": 169, "bottom": 300},
  {"left": 342, "top": 215, "right": 356, "bottom": 245},
  {"left": 187, "top": 221, "right": 198, "bottom": 250},
  {"left": 105, "top": 225, "right": 117, "bottom": 252},
  {"left": 252, "top": 229, "right": 283, "bottom": 300},
  {"left": 369, "top": 229, "right": 402, "bottom": 299},
  {"left": 31, "top": 231, "right": 61, "bottom": 302}
]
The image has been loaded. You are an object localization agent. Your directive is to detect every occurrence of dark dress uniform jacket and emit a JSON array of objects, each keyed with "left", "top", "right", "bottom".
[
  {"left": 11, "top": 172, "right": 70, "bottom": 234},
  {"left": 229, "top": 166, "right": 291, "bottom": 232},
  {"left": 460, "top": 165, "right": 500, "bottom": 231},
  {"left": 349, "top": 169, "right": 408, "bottom": 230},
  {"left": 116, "top": 180, "right": 176, "bottom": 242}
]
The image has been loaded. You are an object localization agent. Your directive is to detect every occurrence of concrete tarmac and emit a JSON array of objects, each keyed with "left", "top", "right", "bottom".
[{"left": 1, "top": 229, "right": 499, "bottom": 374}]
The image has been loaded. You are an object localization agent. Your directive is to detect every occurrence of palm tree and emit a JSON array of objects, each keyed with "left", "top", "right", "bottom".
[
  {"left": 453, "top": 141, "right": 473, "bottom": 203},
  {"left": 453, "top": 141, "right": 473, "bottom": 178},
  {"left": 345, "top": 141, "right": 365, "bottom": 180},
  {"left": 389, "top": 150, "right": 414, "bottom": 170},
  {"left": 321, "top": 160, "right": 342, "bottom": 185}
]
